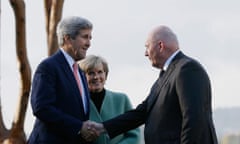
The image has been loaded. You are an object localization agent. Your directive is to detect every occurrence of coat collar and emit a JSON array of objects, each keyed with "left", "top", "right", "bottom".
[
  {"left": 147, "top": 51, "right": 186, "bottom": 112},
  {"left": 54, "top": 50, "right": 90, "bottom": 115}
]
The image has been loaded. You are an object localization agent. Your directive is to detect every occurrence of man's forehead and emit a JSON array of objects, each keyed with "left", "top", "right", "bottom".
[{"left": 145, "top": 39, "right": 151, "bottom": 47}]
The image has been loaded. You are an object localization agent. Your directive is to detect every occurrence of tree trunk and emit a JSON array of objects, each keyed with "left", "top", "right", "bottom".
[
  {"left": 0, "top": 0, "right": 32, "bottom": 144},
  {"left": 0, "top": 100, "right": 8, "bottom": 143},
  {"left": 44, "top": 0, "right": 64, "bottom": 56},
  {"left": 0, "top": 1, "right": 64, "bottom": 143}
]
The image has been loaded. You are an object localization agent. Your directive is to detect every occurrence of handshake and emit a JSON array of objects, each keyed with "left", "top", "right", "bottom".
[{"left": 80, "top": 120, "right": 106, "bottom": 142}]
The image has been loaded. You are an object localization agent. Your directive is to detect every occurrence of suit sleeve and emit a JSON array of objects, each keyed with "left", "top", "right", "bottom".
[
  {"left": 103, "top": 98, "right": 147, "bottom": 139},
  {"left": 176, "top": 61, "right": 210, "bottom": 144},
  {"left": 117, "top": 96, "right": 141, "bottom": 144}
]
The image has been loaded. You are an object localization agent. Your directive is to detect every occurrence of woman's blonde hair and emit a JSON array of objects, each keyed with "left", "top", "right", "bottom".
[{"left": 78, "top": 55, "right": 109, "bottom": 77}]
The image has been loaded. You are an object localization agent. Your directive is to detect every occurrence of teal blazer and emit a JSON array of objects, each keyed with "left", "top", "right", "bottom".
[{"left": 90, "top": 90, "right": 140, "bottom": 144}]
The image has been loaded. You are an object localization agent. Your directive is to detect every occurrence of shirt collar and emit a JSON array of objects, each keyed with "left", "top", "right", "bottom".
[
  {"left": 60, "top": 48, "right": 75, "bottom": 71},
  {"left": 163, "top": 49, "right": 180, "bottom": 71}
]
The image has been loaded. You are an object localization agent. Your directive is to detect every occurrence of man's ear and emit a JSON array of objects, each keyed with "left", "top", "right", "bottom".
[
  {"left": 158, "top": 41, "right": 164, "bottom": 51},
  {"left": 63, "top": 35, "right": 71, "bottom": 40},
  {"left": 63, "top": 35, "right": 72, "bottom": 44}
]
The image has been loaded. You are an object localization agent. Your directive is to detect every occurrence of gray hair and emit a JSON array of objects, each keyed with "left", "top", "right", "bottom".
[
  {"left": 57, "top": 16, "right": 93, "bottom": 46},
  {"left": 78, "top": 55, "right": 109, "bottom": 77}
]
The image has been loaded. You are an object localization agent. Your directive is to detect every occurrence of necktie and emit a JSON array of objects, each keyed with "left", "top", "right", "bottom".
[
  {"left": 73, "top": 63, "right": 83, "bottom": 96},
  {"left": 160, "top": 70, "right": 165, "bottom": 78}
]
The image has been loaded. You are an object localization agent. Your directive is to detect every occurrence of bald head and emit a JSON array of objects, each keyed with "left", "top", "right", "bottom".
[
  {"left": 145, "top": 25, "right": 180, "bottom": 69},
  {"left": 150, "top": 25, "right": 179, "bottom": 51}
]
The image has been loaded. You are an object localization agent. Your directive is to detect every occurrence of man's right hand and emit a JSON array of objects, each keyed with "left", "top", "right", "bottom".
[{"left": 80, "top": 120, "right": 106, "bottom": 142}]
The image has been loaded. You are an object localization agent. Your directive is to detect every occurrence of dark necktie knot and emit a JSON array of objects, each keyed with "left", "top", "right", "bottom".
[{"left": 160, "top": 70, "right": 165, "bottom": 78}]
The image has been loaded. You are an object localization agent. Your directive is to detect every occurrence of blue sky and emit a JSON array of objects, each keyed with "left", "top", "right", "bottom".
[{"left": 1, "top": 0, "right": 240, "bottom": 134}]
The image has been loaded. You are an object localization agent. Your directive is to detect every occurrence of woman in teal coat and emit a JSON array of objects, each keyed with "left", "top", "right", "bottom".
[{"left": 79, "top": 55, "right": 140, "bottom": 144}]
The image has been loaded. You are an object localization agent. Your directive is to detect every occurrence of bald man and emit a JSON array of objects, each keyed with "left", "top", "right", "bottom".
[{"left": 89, "top": 25, "right": 218, "bottom": 144}]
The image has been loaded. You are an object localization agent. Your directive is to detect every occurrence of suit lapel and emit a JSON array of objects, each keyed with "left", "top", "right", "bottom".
[
  {"left": 147, "top": 67, "right": 174, "bottom": 112},
  {"left": 55, "top": 50, "right": 85, "bottom": 111},
  {"left": 57, "top": 51, "right": 80, "bottom": 93},
  {"left": 147, "top": 52, "right": 185, "bottom": 112},
  {"left": 79, "top": 69, "right": 90, "bottom": 114}
]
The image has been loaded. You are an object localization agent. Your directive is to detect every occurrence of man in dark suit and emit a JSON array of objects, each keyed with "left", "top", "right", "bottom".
[
  {"left": 28, "top": 16, "right": 97, "bottom": 144},
  {"left": 88, "top": 25, "right": 218, "bottom": 144}
]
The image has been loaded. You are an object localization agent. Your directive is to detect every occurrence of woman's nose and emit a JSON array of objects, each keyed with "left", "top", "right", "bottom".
[{"left": 93, "top": 73, "right": 99, "bottom": 78}]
